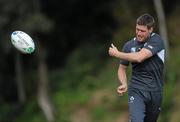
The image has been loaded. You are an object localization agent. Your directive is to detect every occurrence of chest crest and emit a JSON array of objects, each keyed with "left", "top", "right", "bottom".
[
  {"left": 130, "top": 47, "right": 142, "bottom": 52},
  {"left": 130, "top": 42, "right": 147, "bottom": 52},
  {"left": 130, "top": 47, "right": 136, "bottom": 52}
]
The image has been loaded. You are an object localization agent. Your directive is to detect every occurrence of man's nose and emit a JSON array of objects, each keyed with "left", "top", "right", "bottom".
[{"left": 137, "top": 30, "right": 142, "bottom": 35}]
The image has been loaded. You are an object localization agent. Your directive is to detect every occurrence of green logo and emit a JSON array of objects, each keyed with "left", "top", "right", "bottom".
[{"left": 23, "top": 47, "right": 34, "bottom": 53}]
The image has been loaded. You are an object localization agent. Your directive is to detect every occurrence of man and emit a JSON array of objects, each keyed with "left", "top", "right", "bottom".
[{"left": 109, "top": 14, "right": 165, "bottom": 122}]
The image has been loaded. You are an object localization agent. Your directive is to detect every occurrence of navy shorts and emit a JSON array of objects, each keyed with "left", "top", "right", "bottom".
[{"left": 128, "top": 88, "right": 163, "bottom": 122}]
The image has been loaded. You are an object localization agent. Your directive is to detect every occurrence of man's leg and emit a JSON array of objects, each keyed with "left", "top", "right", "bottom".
[
  {"left": 128, "top": 89, "right": 146, "bottom": 122},
  {"left": 144, "top": 91, "right": 163, "bottom": 122}
]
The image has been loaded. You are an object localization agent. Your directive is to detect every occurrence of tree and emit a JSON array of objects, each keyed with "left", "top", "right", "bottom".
[
  {"left": 153, "top": 0, "right": 169, "bottom": 58},
  {"left": 15, "top": 52, "right": 26, "bottom": 103},
  {"left": 36, "top": 41, "right": 55, "bottom": 122},
  {"left": 30, "top": 0, "right": 55, "bottom": 121},
  {"left": 0, "top": 0, "right": 26, "bottom": 104},
  {"left": 0, "top": 0, "right": 55, "bottom": 121}
]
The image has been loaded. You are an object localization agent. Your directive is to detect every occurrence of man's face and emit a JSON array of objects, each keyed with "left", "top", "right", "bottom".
[{"left": 136, "top": 24, "right": 153, "bottom": 42}]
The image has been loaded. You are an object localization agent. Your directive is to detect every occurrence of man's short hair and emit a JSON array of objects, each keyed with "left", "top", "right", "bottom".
[{"left": 136, "top": 14, "right": 155, "bottom": 29}]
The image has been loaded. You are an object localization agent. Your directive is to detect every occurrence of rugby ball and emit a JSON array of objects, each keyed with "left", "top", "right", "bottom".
[{"left": 11, "top": 31, "right": 35, "bottom": 54}]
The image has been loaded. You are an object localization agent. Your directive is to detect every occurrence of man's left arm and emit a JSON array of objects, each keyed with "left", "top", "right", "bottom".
[{"left": 109, "top": 44, "right": 152, "bottom": 63}]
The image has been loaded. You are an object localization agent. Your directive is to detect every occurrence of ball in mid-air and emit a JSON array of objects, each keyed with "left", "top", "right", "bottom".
[{"left": 11, "top": 31, "right": 35, "bottom": 54}]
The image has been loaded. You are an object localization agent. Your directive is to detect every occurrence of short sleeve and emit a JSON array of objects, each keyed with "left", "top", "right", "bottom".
[
  {"left": 120, "top": 42, "right": 130, "bottom": 66},
  {"left": 143, "top": 34, "right": 165, "bottom": 55}
]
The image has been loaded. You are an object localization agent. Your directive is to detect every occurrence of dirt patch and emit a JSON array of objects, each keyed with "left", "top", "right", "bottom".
[
  {"left": 71, "top": 89, "right": 128, "bottom": 122},
  {"left": 116, "top": 112, "right": 129, "bottom": 122},
  {"left": 71, "top": 107, "right": 91, "bottom": 122}
]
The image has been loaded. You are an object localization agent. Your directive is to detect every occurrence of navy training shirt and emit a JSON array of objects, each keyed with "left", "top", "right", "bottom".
[{"left": 120, "top": 33, "right": 165, "bottom": 91}]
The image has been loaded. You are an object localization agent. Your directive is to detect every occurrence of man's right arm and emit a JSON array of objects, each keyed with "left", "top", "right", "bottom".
[{"left": 117, "top": 64, "right": 128, "bottom": 96}]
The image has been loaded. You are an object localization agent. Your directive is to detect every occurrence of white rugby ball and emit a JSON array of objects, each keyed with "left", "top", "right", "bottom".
[{"left": 11, "top": 31, "right": 35, "bottom": 54}]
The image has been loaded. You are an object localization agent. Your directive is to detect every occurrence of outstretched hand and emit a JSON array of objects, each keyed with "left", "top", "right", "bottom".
[{"left": 109, "top": 43, "right": 119, "bottom": 58}]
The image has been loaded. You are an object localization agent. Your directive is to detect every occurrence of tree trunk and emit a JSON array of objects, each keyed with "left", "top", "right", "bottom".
[
  {"left": 153, "top": 0, "right": 169, "bottom": 58},
  {"left": 36, "top": 42, "right": 55, "bottom": 122},
  {"left": 15, "top": 52, "right": 26, "bottom": 104}
]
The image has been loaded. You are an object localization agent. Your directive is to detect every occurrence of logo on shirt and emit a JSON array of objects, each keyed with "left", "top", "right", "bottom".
[
  {"left": 148, "top": 45, "right": 153, "bottom": 49},
  {"left": 130, "top": 47, "right": 136, "bottom": 52},
  {"left": 129, "top": 96, "right": 135, "bottom": 103},
  {"left": 144, "top": 42, "right": 147, "bottom": 46}
]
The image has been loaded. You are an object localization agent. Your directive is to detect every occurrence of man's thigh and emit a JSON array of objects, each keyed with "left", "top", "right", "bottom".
[
  {"left": 128, "top": 89, "right": 146, "bottom": 122},
  {"left": 144, "top": 92, "right": 163, "bottom": 122}
]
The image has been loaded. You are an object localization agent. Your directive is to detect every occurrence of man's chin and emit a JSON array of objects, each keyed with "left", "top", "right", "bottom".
[{"left": 137, "top": 38, "right": 144, "bottom": 42}]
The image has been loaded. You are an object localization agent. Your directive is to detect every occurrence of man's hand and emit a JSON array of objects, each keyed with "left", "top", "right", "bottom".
[
  {"left": 109, "top": 43, "right": 119, "bottom": 58},
  {"left": 117, "top": 84, "right": 127, "bottom": 96}
]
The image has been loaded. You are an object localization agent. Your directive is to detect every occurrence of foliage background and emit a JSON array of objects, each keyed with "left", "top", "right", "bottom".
[{"left": 0, "top": 0, "right": 180, "bottom": 122}]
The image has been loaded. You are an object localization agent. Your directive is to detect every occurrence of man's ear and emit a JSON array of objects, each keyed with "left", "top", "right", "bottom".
[{"left": 149, "top": 27, "right": 153, "bottom": 33}]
